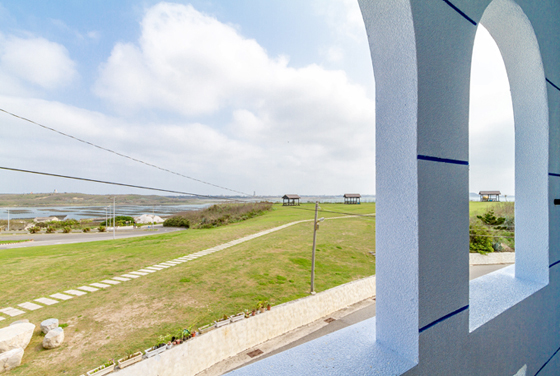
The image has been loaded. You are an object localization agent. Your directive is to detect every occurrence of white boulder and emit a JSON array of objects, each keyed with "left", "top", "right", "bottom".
[
  {"left": 9, "top": 320, "right": 29, "bottom": 327},
  {"left": 134, "top": 214, "right": 164, "bottom": 224},
  {"left": 0, "top": 348, "right": 24, "bottom": 373},
  {"left": 40, "top": 318, "right": 58, "bottom": 334},
  {"left": 42, "top": 327, "right": 64, "bottom": 349},
  {"left": 0, "top": 323, "right": 35, "bottom": 353}
]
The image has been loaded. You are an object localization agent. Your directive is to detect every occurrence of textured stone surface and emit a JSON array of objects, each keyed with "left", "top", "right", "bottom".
[
  {"left": 40, "top": 318, "right": 58, "bottom": 334},
  {"left": 0, "top": 323, "right": 35, "bottom": 353},
  {"left": 90, "top": 283, "right": 111, "bottom": 288},
  {"left": 77, "top": 286, "right": 98, "bottom": 292},
  {"left": 0, "top": 308, "right": 24, "bottom": 317},
  {"left": 17, "top": 302, "right": 43, "bottom": 311},
  {"left": 50, "top": 293, "right": 73, "bottom": 300},
  {"left": 34, "top": 297, "right": 58, "bottom": 306},
  {"left": 8, "top": 320, "right": 29, "bottom": 327},
  {"left": 0, "top": 348, "right": 24, "bottom": 373},
  {"left": 43, "top": 327, "right": 64, "bottom": 349},
  {"left": 64, "top": 289, "right": 87, "bottom": 296}
]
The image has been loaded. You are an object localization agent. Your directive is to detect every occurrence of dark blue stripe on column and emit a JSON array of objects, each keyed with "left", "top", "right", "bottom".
[
  {"left": 419, "top": 305, "right": 469, "bottom": 333},
  {"left": 550, "top": 260, "right": 560, "bottom": 268},
  {"left": 549, "top": 173, "right": 560, "bottom": 177},
  {"left": 442, "top": 0, "right": 477, "bottom": 26},
  {"left": 418, "top": 155, "right": 468, "bottom": 166},
  {"left": 546, "top": 78, "right": 560, "bottom": 92},
  {"left": 535, "top": 344, "right": 560, "bottom": 375}
]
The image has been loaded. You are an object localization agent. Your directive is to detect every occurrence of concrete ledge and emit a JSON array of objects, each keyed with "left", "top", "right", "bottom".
[
  {"left": 469, "top": 252, "right": 515, "bottom": 265},
  {"left": 116, "top": 276, "right": 376, "bottom": 376}
]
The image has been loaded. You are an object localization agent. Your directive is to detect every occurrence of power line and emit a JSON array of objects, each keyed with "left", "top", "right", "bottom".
[
  {"left": 0, "top": 108, "right": 251, "bottom": 196},
  {"left": 0, "top": 166, "right": 242, "bottom": 201},
  {"left": 288, "top": 205, "right": 375, "bottom": 218}
]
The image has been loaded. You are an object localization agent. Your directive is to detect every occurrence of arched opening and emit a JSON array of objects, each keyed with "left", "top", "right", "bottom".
[{"left": 468, "top": 24, "right": 515, "bottom": 274}]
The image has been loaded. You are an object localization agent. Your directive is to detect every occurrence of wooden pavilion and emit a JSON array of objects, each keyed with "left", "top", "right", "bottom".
[
  {"left": 282, "top": 194, "right": 300, "bottom": 206},
  {"left": 479, "top": 191, "right": 501, "bottom": 202},
  {"left": 344, "top": 193, "right": 361, "bottom": 204}
]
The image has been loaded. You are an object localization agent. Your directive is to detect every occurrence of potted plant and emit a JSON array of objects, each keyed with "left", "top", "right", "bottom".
[
  {"left": 215, "top": 314, "right": 230, "bottom": 328},
  {"left": 267, "top": 302, "right": 272, "bottom": 311},
  {"left": 87, "top": 359, "right": 115, "bottom": 376},
  {"left": 145, "top": 343, "right": 166, "bottom": 358},
  {"left": 231, "top": 312, "right": 245, "bottom": 323},
  {"left": 199, "top": 323, "right": 215, "bottom": 334},
  {"left": 117, "top": 351, "right": 143, "bottom": 369}
]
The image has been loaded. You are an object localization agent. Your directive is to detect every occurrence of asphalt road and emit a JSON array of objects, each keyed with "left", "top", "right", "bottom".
[{"left": 0, "top": 226, "right": 182, "bottom": 249}]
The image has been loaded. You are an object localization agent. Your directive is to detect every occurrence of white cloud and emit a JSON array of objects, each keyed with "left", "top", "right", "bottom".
[
  {"left": 0, "top": 34, "right": 77, "bottom": 90},
  {"left": 469, "top": 26, "right": 515, "bottom": 195}
]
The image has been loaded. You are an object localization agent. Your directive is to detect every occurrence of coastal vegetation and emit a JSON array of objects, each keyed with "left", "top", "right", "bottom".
[
  {"left": 469, "top": 202, "right": 515, "bottom": 254},
  {"left": 164, "top": 202, "right": 273, "bottom": 229},
  {"left": 0, "top": 202, "right": 375, "bottom": 376}
]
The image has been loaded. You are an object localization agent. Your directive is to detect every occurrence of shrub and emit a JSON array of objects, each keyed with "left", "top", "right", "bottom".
[
  {"left": 163, "top": 217, "right": 190, "bottom": 228},
  {"left": 469, "top": 222, "right": 493, "bottom": 254},
  {"left": 62, "top": 226, "right": 72, "bottom": 233},
  {"left": 82, "top": 227, "right": 91, "bottom": 233},
  {"left": 98, "top": 226, "right": 106, "bottom": 232},
  {"left": 46, "top": 226, "right": 56, "bottom": 234},
  {"left": 100, "top": 216, "right": 136, "bottom": 227},
  {"left": 28, "top": 226, "right": 40, "bottom": 234}
]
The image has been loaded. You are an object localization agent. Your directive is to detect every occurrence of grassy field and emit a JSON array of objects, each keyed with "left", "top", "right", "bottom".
[{"left": 1, "top": 203, "right": 375, "bottom": 376}]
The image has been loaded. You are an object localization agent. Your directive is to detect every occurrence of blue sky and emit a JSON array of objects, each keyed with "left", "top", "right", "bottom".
[{"left": 0, "top": 1, "right": 513, "bottom": 197}]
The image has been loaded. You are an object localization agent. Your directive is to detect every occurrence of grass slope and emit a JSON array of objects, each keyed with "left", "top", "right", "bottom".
[{"left": 2, "top": 203, "right": 375, "bottom": 376}]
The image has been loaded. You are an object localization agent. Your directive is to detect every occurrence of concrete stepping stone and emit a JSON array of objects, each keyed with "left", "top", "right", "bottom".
[
  {"left": 138, "top": 269, "right": 156, "bottom": 273},
  {"left": 153, "top": 264, "right": 170, "bottom": 268},
  {"left": 121, "top": 274, "right": 140, "bottom": 279},
  {"left": 145, "top": 267, "right": 163, "bottom": 271},
  {"left": 129, "top": 271, "right": 148, "bottom": 276},
  {"left": 50, "top": 293, "right": 73, "bottom": 301},
  {"left": 165, "top": 261, "right": 181, "bottom": 264},
  {"left": 112, "top": 277, "right": 130, "bottom": 282},
  {"left": 64, "top": 290, "right": 87, "bottom": 296},
  {"left": 160, "top": 262, "right": 176, "bottom": 266},
  {"left": 101, "top": 280, "right": 120, "bottom": 285},
  {"left": 77, "top": 286, "right": 99, "bottom": 292},
  {"left": 0, "top": 317, "right": 4, "bottom": 321},
  {"left": 18, "top": 302, "right": 43, "bottom": 311},
  {"left": 0, "top": 308, "right": 25, "bottom": 317},
  {"left": 35, "top": 297, "right": 59, "bottom": 306},
  {"left": 90, "top": 283, "right": 110, "bottom": 288}
]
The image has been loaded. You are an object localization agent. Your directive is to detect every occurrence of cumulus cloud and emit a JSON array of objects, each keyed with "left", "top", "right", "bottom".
[
  {"left": 89, "top": 2, "right": 376, "bottom": 195},
  {"left": 0, "top": 34, "right": 77, "bottom": 90}
]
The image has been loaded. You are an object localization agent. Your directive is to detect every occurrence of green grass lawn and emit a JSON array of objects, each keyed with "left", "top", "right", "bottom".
[
  {"left": 2, "top": 203, "right": 376, "bottom": 376},
  {"left": 0, "top": 239, "right": 32, "bottom": 245}
]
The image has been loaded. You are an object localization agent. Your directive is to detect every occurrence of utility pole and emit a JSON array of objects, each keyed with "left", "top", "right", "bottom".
[
  {"left": 7, "top": 208, "right": 9, "bottom": 232},
  {"left": 310, "top": 202, "right": 324, "bottom": 295},
  {"left": 113, "top": 196, "right": 116, "bottom": 240}
]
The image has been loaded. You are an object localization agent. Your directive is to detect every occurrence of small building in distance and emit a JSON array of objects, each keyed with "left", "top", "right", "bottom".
[
  {"left": 479, "top": 191, "right": 501, "bottom": 202},
  {"left": 282, "top": 194, "right": 300, "bottom": 206},
  {"left": 344, "top": 193, "right": 361, "bottom": 204}
]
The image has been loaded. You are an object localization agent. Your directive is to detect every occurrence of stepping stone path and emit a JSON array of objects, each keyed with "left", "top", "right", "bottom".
[
  {"left": 0, "top": 308, "right": 25, "bottom": 317},
  {"left": 90, "top": 283, "right": 110, "bottom": 289},
  {"left": 34, "top": 298, "right": 58, "bottom": 306},
  {"left": 77, "top": 286, "right": 98, "bottom": 292},
  {"left": 50, "top": 293, "right": 73, "bottom": 301},
  {"left": 18, "top": 302, "right": 42, "bottom": 311},
  {"left": 1, "top": 218, "right": 317, "bottom": 320},
  {"left": 64, "top": 290, "right": 87, "bottom": 296}
]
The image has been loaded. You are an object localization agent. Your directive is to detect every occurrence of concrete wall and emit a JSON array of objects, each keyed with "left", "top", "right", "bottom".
[
  {"left": 228, "top": 0, "right": 560, "bottom": 375},
  {"left": 116, "top": 276, "right": 375, "bottom": 376}
]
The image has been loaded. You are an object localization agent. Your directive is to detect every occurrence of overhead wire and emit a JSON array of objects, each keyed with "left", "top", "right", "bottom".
[
  {"left": 0, "top": 166, "right": 244, "bottom": 202},
  {"left": 0, "top": 108, "right": 251, "bottom": 196}
]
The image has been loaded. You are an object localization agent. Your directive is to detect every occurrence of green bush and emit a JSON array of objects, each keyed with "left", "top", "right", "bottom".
[
  {"left": 62, "top": 226, "right": 72, "bottom": 233},
  {"left": 163, "top": 217, "right": 190, "bottom": 228},
  {"left": 469, "top": 222, "right": 493, "bottom": 254},
  {"left": 46, "top": 226, "right": 55, "bottom": 234},
  {"left": 82, "top": 227, "right": 91, "bottom": 233},
  {"left": 100, "top": 216, "right": 136, "bottom": 227},
  {"left": 28, "top": 226, "right": 40, "bottom": 234},
  {"left": 98, "top": 226, "right": 106, "bottom": 232}
]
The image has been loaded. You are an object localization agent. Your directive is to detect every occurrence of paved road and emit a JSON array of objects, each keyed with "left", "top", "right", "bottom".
[{"left": 0, "top": 226, "right": 182, "bottom": 249}]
